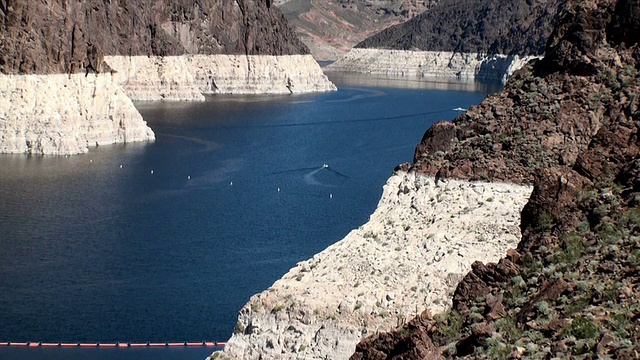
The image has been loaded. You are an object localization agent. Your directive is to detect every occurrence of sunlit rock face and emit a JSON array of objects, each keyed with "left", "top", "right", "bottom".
[{"left": 212, "top": 172, "right": 531, "bottom": 360}]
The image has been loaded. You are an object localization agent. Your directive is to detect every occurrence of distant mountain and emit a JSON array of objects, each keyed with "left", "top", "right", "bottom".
[
  {"left": 276, "top": 0, "right": 435, "bottom": 60},
  {"left": 356, "top": 0, "right": 560, "bottom": 56}
]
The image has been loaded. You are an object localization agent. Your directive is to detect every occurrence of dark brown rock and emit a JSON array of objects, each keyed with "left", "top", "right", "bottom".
[
  {"left": 357, "top": 0, "right": 560, "bottom": 55},
  {"left": 452, "top": 259, "right": 519, "bottom": 313},
  {"left": 351, "top": 317, "right": 442, "bottom": 360},
  {"left": 485, "top": 293, "right": 506, "bottom": 321},
  {"left": 455, "top": 322, "right": 495, "bottom": 356},
  {"left": 0, "top": 0, "right": 308, "bottom": 75},
  {"left": 351, "top": 1, "right": 640, "bottom": 358},
  {"left": 516, "top": 278, "right": 571, "bottom": 324},
  {"left": 413, "top": 121, "right": 456, "bottom": 165}
]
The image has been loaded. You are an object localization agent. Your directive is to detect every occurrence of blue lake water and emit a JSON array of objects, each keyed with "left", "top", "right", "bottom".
[{"left": 0, "top": 73, "right": 498, "bottom": 359}]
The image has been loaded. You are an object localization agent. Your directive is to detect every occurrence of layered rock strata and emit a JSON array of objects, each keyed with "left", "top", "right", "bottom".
[
  {"left": 327, "top": 49, "right": 539, "bottom": 82},
  {"left": 0, "top": 73, "right": 154, "bottom": 155},
  {"left": 104, "top": 55, "right": 336, "bottom": 101},
  {"left": 212, "top": 172, "right": 531, "bottom": 359}
]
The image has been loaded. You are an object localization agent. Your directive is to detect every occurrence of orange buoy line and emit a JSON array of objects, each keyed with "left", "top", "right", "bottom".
[{"left": 1, "top": 341, "right": 224, "bottom": 348}]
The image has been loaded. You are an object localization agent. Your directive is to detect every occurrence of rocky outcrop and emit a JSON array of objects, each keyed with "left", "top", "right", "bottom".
[
  {"left": 0, "top": 73, "right": 154, "bottom": 154},
  {"left": 104, "top": 54, "right": 336, "bottom": 100},
  {"left": 329, "top": 0, "right": 559, "bottom": 81},
  {"left": 211, "top": 172, "right": 531, "bottom": 359},
  {"left": 327, "top": 49, "right": 539, "bottom": 82},
  {"left": 351, "top": 0, "right": 640, "bottom": 358}
]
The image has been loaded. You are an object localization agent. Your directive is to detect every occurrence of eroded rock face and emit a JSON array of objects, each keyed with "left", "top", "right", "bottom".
[
  {"left": 103, "top": 54, "right": 336, "bottom": 100},
  {"left": 330, "top": 0, "right": 559, "bottom": 81},
  {"left": 0, "top": 73, "right": 155, "bottom": 154},
  {"left": 327, "top": 49, "right": 538, "bottom": 82},
  {"left": 352, "top": 0, "right": 640, "bottom": 358},
  {"left": 213, "top": 172, "right": 532, "bottom": 360},
  {"left": 0, "top": 0, "right": 308, "bottom": 75}
]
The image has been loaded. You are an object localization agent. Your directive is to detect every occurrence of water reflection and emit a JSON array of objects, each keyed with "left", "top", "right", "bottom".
[{"left": 325, "top": 70, "right": 503, "bottom": 93}]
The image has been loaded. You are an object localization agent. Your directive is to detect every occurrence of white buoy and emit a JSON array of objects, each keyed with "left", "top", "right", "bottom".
[
  {"left": 230, "top": 181, "right": 233, "bottom": 186},
  {"left": 89, "top": 159, "right": 93, "bottom": 163},
  {"left": 330, "top": 193, "right": 333, "bottom": 199},
  {"left": 277, "top": 187, "right": 280, "bottom": 192},
  {"left": 119, "top": 164, "right": 123, "bottom": 169},
  {"left": 187, "top": 175, "right": 191, "bottom": 180},
  {"left": 150, "top": 170, "right": 154, "bottom": 174}
]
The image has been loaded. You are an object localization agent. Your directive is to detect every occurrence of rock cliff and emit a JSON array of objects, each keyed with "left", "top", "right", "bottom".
[
  {"left": 0, "top": 0, "right": 334, "bottom": 154},
  {"left": 0, "top": 73, "right": 154, "bottom": 154},
  {"left": 104, "top": 54, "right": 335, "bottom": 100},
  {"left": 328, "top": 49, "right": 538, "bottom": 82},
  {"left": 328, "top": 0, "right": 559, "bottom": 81},
  {"left": 0, "top": 0, "right": 308, "bottom": 75},
  {"left": 212, "top": 173, "right": 532, "bottom": 360},
  {"left": 351, "top": 0, "right": 640, "bottom": 358}
]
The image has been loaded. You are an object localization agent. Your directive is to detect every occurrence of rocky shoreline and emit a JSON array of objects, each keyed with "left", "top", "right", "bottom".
[
  {"left": 327, "top": 49, "right": 538, "bottom": 83},
  {"left": 211, "top": 172, "right": 532, "bottom": 359},
  {"left": 0, "top": 55, "right": 336, "bottom": 155},
  {"left": 105, "top": 55, "right": 336, "bottom": 101},
  {"left": 1, "top": 0, "right": 335, "bottom": 155}
]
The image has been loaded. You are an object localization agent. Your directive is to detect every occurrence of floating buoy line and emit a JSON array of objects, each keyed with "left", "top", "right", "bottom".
[{"left": 0, "top": 341, "right": 226, "bottom": 348}]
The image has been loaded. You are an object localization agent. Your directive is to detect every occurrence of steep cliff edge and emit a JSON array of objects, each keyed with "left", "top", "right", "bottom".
[
  {"left": 352, "top": 0, "right": 640, "bottom": 358},
  {"left": 0, "top": 0, "right": 334, "bottom": 154},
  {"left": 328, "top": 0, "right": 559, "bottom": 81}
]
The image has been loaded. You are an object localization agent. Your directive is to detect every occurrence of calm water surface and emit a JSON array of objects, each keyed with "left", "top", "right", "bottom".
[{"left": 0, "top": 73, "right": 498, "bottom": 359}]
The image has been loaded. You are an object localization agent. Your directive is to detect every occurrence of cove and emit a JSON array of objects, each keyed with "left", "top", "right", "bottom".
[{"left": 0, "top": 73, "right": 499, "bottom": 359}]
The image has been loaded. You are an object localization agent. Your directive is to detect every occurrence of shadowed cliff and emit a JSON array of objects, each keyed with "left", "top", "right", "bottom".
[{"left": 356, "top": 0, "right": 560, "bottom": 56}]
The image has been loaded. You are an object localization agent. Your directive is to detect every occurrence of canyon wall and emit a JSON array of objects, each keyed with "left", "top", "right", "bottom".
[
  {"left": 329, "top": 0, "right": 559, "bottom": 81},
  {"left": 211, "top": 172, "right": 531, "bottom": 359},
  {"left": 327, "top": 49, "right": 539, "bottom": 82},
  {"left": 104, "top": 54, "right": 336, "bottom": 101},
  {"left": 0, "top": 73, "right": 154, "bottom": 155},
  {"left": 0, "top": 0, "right": 333, "bottom": 155}
]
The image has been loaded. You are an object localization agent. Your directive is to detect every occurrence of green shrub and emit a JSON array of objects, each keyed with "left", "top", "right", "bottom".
[{"left": 563, "top": 316, "right": 599, "bottom": 340}]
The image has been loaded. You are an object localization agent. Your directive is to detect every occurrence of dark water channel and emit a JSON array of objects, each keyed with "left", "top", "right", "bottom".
[{"left": 0, "top": 73, "right": 499, "bottom": 359}]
